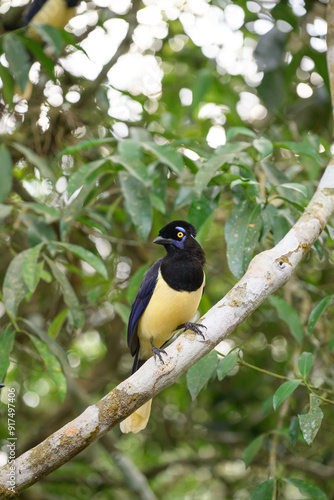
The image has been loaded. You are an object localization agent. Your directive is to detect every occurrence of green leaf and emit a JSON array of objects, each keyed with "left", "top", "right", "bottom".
[
  {"left": 273, "top": 379, "right": 302, "bottom": 411},
  {"left": 113, "top": 302, "right": 130, "bottom": 325},
  {"left": 279, "top": 182, "right": 308, "bottom": 198},
  {"left": 188, "top": 190, "right": 219, "bottom": 232},
  {"left": 307, "top": 295, "right": 334, "bottom": 336},
  {"left": 150, "top": 193, "right": 166, "bottom": 214},
  {"left": 56, "top": 138, "right": 114, "bottom": 158},
  {"left": 141, "top": 142, "right": 184, "bottom": 174},
  {"left": 283, "top": 478, "right": 328, "bottom": 500},
  {"left": 0, "top": 326, "right": 15, "bottom": 381},
  {"left": 268, "top": 295, "right": 304, "bottom": 345},
  {"left": 0, "top": 205, "right": 13, "bottom": 219},
  {"left": 23, "top": 318, "right": 70, "bottom": 369},
  {"left": 66, "top": 159, "right": 107, "bottom": 197},
  {"left": 119, "top": 172, "right": 153, "bottom": 240},
  {"left": 258, "top": 70, "right": 285, "bottom": 113},
  {"left": 113, "top": 140, "right": 150, "bottom": 184},
  {"left": 275, "top": 141, "right": 323, "bottom": 164},
  {"left": 113, "top": 154, "right": 150, "bottom": 185},
  {"left": 33, "top": 24, "right": 65, "bottom": 55},
  {"left": 0, "top": 64, "right": 14, "bottom": 105},
  {"left": 126, "top": 263, "right": 151, "bottom": 304},
  {"left": 272, "top": 215, "right": 290, "bottom": 245},
  {"left": 260, "top": 203, "right": 276, "bottom": 240},
  {"left": 298, "top": 394, "right": 323, "bottom": 445},
  {"left": 22, "top": 243, "right": 44, "bottom": 292},
  {"left": 11, "top": 143, "right": 56, "bottom": 182},
  {"left": 253, "top": 137, "right": 273, "bottom": 160},
  {"left": 196, "top": 211, "right": 214, "bottom": 246},
  {"left": 288, "top": 415, "right": 300, "bottom": 447},
  {"left": 262, "top": 161, "right": 289, "bottom": 185},
  {"left": 191, "top": 68, "right": 213, "bottom": 108},
  {"left": 225, "top": 201, "right": 263, "bottom": 278},
  {"left": 328, "top": 332, "right": 334, "bottom": 351},
  {"left": 48, "top": 309, "right": 68, "bottom": 339},
  {"left": 21, "top": 35, "right": 55, "bottom": 80},
  {"left": 230, "top": 179, "right": 259, "bottom": 190},
  {"left": 250, "top": 479, "right": 275, "bottom": 500},
  {"left": 270, "top": 196, "right": 305, "bottom": 212},
  {"left": 186, "top": 351, "right": 218, "bottom": 400},
  {"left": 243, "top": 434, "right": 264, "bottom": 466},
  {"left": 60, "top": 179, "right": 96, "bottom": 239},
  {"left": 195, "top": 142, "right": 249, "bottom": 195},
  {"left": 23, "top": 203, "right": 60, "bottom": 223},
  {"left": 55, "top": 242, "right": 108, "bottom": 279},
  {"left": 216, "top": 352, "right": 238, "bottom": 380},
  {"left": 3, "top": 33, "right": 31, "bottom": 93},
  {"left": 174, "top": 186, "right": 195, "bottom": 209},
  {"left": 41, "top": 269, "right": 52, "bottom": 283},
  {"left": 28, "top": 334, "right": 67, "bottom": 401},
  {"left": 0, "top": 145, "right": 13, "bottom": 203},
  {"left": 195, "top": 154, "right": 230, "bottom": 195},
  {"left": 24, "top": 217, "right": 57, "bottom": 246},
  {"left": 45, "top": 257, "right": 84, "bottom": 329},
  {"left": 226, "top": 127, "right": 256, "bottom": 141},
  {"left": 3, "top": 250, "right": 30, "bottom": 318},
  {"left": 298, "top": 352, "right": 314, "bottom": 379}
]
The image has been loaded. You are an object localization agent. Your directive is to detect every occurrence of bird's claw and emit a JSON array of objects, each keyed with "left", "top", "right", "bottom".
[
  {"left": 150, "top": 338, "right": 167, "bottom": 363},
  {"left": 178, "top": 322, "right": 207, "bottom": 339}
]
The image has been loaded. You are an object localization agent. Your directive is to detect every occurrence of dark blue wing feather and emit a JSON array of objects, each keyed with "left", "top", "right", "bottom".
[
  {"left": 128, "top": 258, "right": 163, "bottom": 357},
  {"left": 24, "top": 0, "right": 47, "bottom": 25}
]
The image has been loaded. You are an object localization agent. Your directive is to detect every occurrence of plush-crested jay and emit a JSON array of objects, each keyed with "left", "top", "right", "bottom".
[{"left": 120, "top": 220, "right": 206, "bottom": 434}]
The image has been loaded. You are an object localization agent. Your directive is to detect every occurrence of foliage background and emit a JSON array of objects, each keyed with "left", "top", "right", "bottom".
[{"left": 1, "top": 0, "right": 334, "bottom": 498}]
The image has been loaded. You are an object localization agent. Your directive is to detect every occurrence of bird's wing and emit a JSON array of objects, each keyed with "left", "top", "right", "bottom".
[
  {"left": 128, "top": 258, "right": 163, "bottom": 356},
  {"left": 23, "top": 0, "right": 49, "bottom": 26}
]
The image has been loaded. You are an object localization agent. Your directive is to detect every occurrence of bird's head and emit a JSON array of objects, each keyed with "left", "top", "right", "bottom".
[{"left": 153, "top": 220, "right": 200, "bottom": 253}]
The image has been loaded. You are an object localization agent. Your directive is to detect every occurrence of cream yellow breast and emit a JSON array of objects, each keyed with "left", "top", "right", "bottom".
[
  {"left": 137, "top": 270, "right": 205, "bottom": 360},
  {"left": 27, "top": 0, "right": 75, "bottom": 39}
]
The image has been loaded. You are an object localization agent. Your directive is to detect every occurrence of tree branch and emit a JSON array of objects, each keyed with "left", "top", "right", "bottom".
[{"left": 1, "top": 160, "right": 334, "bottom": 497}]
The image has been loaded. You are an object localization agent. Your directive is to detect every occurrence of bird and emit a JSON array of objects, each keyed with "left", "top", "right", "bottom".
[
  {"left": 120, "top": 220, "right": 206, "bottom": 434},
  {"left": 16, "top": 0, "right": 80, "bottom": 99}
]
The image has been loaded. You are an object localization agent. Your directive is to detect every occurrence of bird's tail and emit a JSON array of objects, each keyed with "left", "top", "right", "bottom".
[
  {"left": 120, "top": 399, "right": 152, "bottom": 434},
  {"left": 121, "top": 347, "right": 151, "bottom": 433}
]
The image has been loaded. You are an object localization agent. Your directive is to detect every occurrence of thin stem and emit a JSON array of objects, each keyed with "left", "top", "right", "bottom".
[
  {"left": 303, "top": 379, "right": 334, "bottom": 405},
  {"left": 239, "top": 359, "right": 334, "bottom": 403}
]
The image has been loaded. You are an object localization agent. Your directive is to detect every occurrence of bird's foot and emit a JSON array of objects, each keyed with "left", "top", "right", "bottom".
[
  {"left": 150, "top": 338, "right": 167, "bottom": 364},
  {"left": 178, "top": 322, "right": 207, "bottom": 339}
]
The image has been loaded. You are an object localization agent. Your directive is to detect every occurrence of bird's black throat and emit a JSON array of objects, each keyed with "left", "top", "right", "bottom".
[{"left": 160, "top": 240, "right": 205, "bottom": 292}]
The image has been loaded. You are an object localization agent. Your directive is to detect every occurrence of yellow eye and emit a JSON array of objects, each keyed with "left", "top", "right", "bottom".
[{"left": 177, "top": 231, "right": 184, "bottom": 238}]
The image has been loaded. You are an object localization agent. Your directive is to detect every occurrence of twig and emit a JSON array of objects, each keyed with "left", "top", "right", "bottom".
[{"left": 239, "top": 359, "right": 334, "bottom": 399}]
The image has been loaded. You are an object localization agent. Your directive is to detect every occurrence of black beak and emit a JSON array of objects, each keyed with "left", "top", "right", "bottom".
[{"left": 153, "top": 236, "right": 174, "bottom": 246}]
